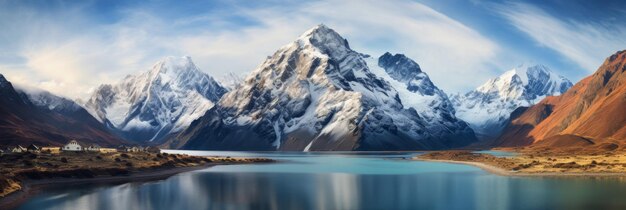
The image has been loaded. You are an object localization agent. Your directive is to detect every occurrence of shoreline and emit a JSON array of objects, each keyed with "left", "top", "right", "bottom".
[
  {"left": 414, "top": 157, "right": 626, "bottom": 178},
  {"left": 0, "top": 160, "right": 275, "bottom": 210}
]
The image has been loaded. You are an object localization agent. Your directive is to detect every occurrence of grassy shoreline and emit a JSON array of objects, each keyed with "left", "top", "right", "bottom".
[
  {"left": 415, "top": 151, "right": 626, "bottom": 177},
  {"left": 0, "top": 151, "right": 273, "bottom": 209}
]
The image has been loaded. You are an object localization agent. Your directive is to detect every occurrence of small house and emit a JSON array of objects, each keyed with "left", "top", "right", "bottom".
[
  {"left": 41, "top": 146, "right": 61, "bottom": 154},
  {"left": 27, "top": 144, "right": 40, "bottom": 153},
  {"left": 86, "top": 144, "right": 101, "bottom": 152},
  {"left": 62, "top": 140, "right": 83, "bottom": 152},
  {"left": 98, "top": 148, "right": 117, "bottom": 153},
  {"left": 10, "top": 145, "right": 26, "bottom": 153},
  {"left": 129, "top": 146, "right": 140, "bottom": 153},
  {"left": 0, "top": 148, "right": 4, "bottom": 156}
]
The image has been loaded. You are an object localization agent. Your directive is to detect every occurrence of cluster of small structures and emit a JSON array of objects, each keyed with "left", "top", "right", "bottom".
[{"left": 0, "top": 140, "right": 160, "bottom": 155}]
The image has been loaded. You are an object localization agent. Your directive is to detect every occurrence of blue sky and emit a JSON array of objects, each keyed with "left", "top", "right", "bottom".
[{"left": 1, "top": 0, "right": 625, "bottom": 98}]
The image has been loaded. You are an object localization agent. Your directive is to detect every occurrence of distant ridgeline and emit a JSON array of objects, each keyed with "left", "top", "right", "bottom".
[
  {"left": 0, "top": 74, "right": 125, "bottom": 147},
  {"left": 3, "top": 24, "right": 618, "bottom": 152},
  {"left": 450, "top": 64, "right": 573, "bottom": 142}
]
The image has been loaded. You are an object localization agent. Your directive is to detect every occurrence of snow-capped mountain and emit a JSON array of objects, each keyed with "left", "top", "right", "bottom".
[
  {"left": 369, "top": 52, "right": 474, "bottom": 143},
  {"left": 450, "top": 64, "right": 573, "bottom": 141},
  {"left": 179, "top": 24, "right": 476, "bottom": 151},
  {"left": 83, "top": 56, "right": 227, "bottom": 144},
  {"left": 15, "top": 85, "right": 83, "bottom": 114}
]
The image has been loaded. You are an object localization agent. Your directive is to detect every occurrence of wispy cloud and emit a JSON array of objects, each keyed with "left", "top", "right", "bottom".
[
  {"left": 0, "top": 0, "right": 504, "bottom": 99},
  {"left": 493, "top": 2, "right": 626, "bottom": 72}
]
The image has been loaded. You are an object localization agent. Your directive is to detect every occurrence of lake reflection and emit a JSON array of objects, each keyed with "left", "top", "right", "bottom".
[{"left": 15, "top": 151, "right": 626, "bottom": 210}]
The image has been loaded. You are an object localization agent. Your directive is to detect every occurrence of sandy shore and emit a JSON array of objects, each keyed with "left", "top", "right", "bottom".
[
  {"left": 415, "top": 157, "right": 626, "bottom": 177},
  {"left": 415, "top": 151, "right": 626, "bottom": 178}
]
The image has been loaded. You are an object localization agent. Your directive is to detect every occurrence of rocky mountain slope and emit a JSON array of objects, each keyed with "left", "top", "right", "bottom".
[
  {"left": 495, "top": 50, "right": 626, "bottom": 149},
  {"left": 451, "top": 64, "right": 572, "bottom": 141},
  {"left": 369, "top": 52, "right": 475, "bottom": 144},
  {"left": 178, "top": 24, "right": 476, "bottom": 151},
  {"left": 0, "top": 74, "right": 125, "bottom": 147},
  {"left": 83, "top": 56, "right": 227, "bottom": 145}
]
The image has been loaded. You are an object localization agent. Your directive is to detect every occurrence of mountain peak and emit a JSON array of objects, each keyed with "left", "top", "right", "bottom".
[
  {"left": 503, "top": 64, "right": 556, "bottom": 85},
  {"left": 160, "top": 55, "right": 193, "bottom": 65},
  {"left": 452, "top": 63, "right": 573, "bottom": 141},
  {"left": 378, "top": 52, "right": 422, "bottom": 74},
  {"left": 84, "top": 56, "right": 227, "bottom": 144},
  {"left": 151, "top": 56, "right": 198, "bottom": 75},
  {"left": 0, "top": 74, "right": 13, "bottom": 89},
  {"left": 608, "top": 50, "right": 626, "bottom": 62},
  {"left": 377, "top": 52, "right": 431, "bottom": 94},
  {"left": 299, "top": 24, "right": 332, "bottom": 38},
  {"left": 476, "top": 64, "right": 571, "bottom": 97},
  {"left": 297, "top": 24, "right": 351, "bottom": 52}
]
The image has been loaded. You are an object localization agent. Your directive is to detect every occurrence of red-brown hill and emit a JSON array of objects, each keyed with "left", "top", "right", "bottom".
[{"left": 495, "top": 50, "right": 626, "bottom": 150}]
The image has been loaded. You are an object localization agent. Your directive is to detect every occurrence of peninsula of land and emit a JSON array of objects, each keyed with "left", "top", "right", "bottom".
[{"left": 0, "top": 150, "right": 273, "bottom": 209}]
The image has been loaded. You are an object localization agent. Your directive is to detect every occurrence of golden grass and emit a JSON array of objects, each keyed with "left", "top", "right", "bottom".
[{"left": 417, "top": 151, "right": 626, "bottom": 175}]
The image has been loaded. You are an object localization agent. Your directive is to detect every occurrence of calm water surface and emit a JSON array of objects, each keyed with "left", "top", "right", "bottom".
[{"left": 15, "top": 151, "right": 626, "bottom": 210}]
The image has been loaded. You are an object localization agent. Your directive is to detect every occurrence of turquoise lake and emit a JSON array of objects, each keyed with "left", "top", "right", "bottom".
[{"left": 14, "top": 151, "right": 626, "bottom": 210}]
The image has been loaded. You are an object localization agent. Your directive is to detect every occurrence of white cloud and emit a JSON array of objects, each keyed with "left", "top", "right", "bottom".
[
  {"left": 0, "top": 0, "right": 506, "bottom": 99},
  {"left": 494, "top": 2, "right": 626, "bottom": 72}
]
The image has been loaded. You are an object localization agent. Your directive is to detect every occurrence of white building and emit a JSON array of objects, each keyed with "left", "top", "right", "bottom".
[
  {"left": 9, "top": 145, "right": 26, "bottom": 153},
  {"left": 27, "top": 144, "right": 40, "bottom": 153},
  {"left": 86, "top": 144, "right": 101, "bottom": 152},
  {"left": 129, "top": 146, "right": 140, "bottom": 152},
  {"left": 62, "top": 140, "right": 83, "bottom": 151}
]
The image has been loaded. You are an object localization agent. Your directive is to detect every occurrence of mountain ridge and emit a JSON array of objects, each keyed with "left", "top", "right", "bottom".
[
  {"left": 451, "top": 64, "right": 573, "bottom": 141},
  {"left": 178, "top": 24, "right": 477, "bottom": 151}
]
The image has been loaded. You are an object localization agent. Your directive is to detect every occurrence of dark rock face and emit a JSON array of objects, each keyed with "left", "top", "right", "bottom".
[{"left": 378, "top": 52, "right": 435, "bottom": 95}]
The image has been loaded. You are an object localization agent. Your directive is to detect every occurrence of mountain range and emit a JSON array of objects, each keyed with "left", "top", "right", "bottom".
[
  {"left": 1, "top": 24, "right": 620, "bottom": 152},
  {"left": 451, "top": 64, "right": 573, "bottom": 141},
  {"left": 178, "top": 24, "right": 476, "bottom": 151}
]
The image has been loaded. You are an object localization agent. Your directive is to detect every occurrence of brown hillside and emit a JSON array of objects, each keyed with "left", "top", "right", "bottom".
[
  {"left": 495, "top": 50, "right": 626, "bottom": 148},
  {"left": 0, "top": 75, "right": 126, "bottom": 147}
]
